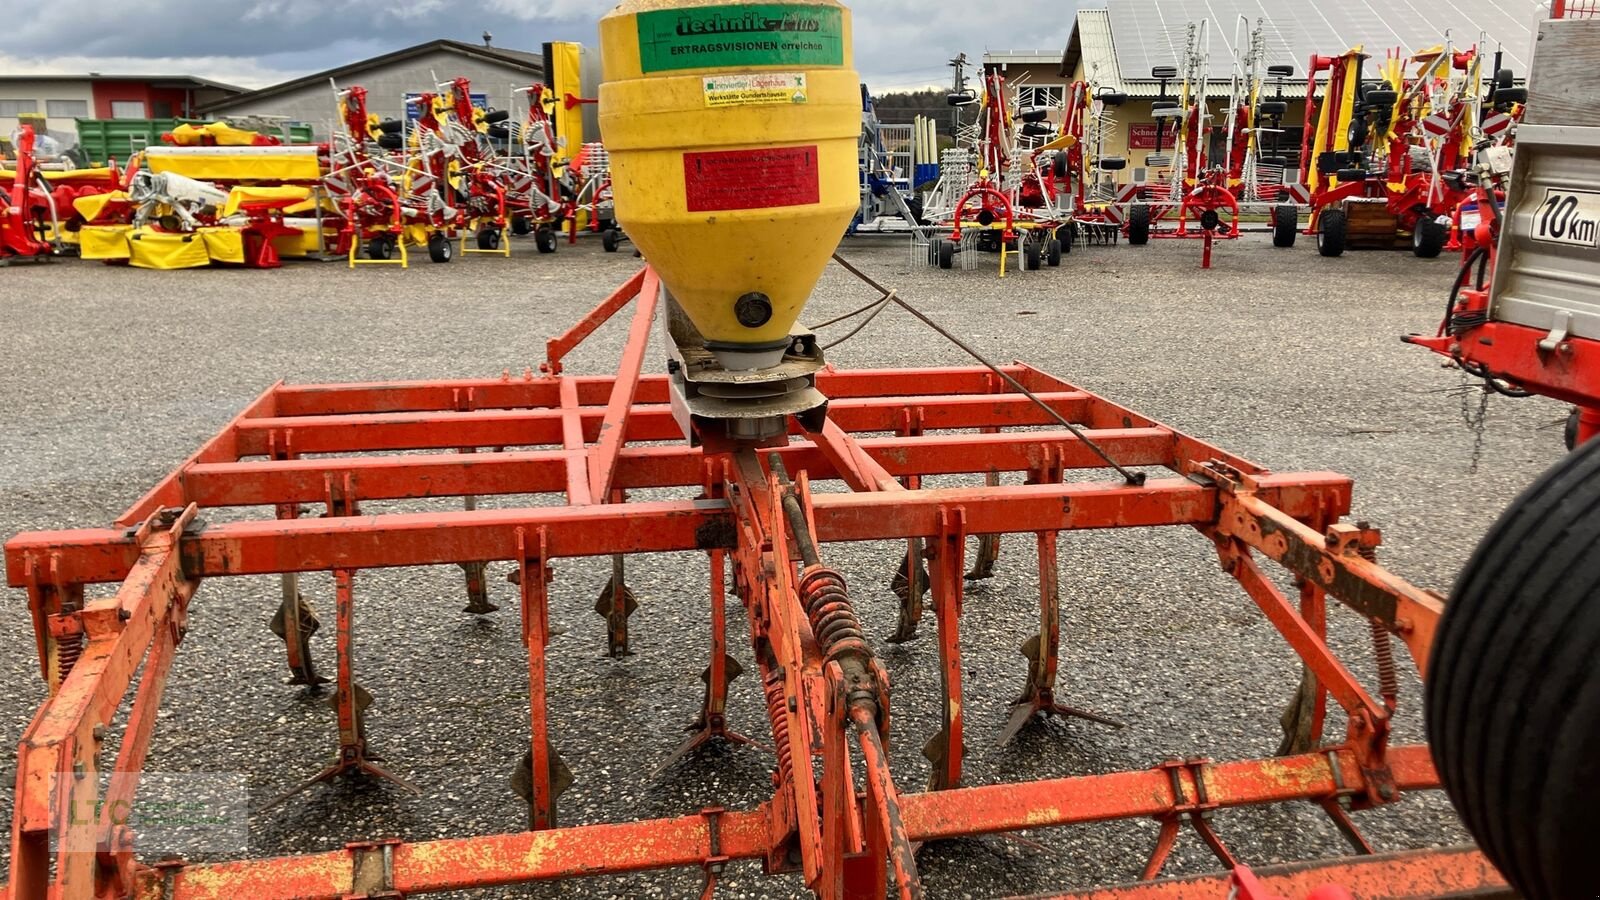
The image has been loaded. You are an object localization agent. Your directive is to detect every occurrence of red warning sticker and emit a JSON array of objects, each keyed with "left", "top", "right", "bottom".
[{"left": 684, "top": 145, "right": 820, "bottom": 213}]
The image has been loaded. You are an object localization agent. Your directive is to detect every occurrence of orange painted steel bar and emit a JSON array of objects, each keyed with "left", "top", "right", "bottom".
[
  {"left": 1017, "top": 848, "right": 1505, "bottom": 900},
  {"left": 3, "top": 268, "right": 1478, "bottom": 899},
  {"left": 110, "top": 748, "right": 1446, "bottom": 899},
  {"left": 5, "top": 476, "right": 1351, "bottom": 587}
]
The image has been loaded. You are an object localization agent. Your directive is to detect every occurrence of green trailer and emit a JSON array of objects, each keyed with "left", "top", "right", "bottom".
[{"left": 72, "top": 118, "right": 315, "bottom": 166}]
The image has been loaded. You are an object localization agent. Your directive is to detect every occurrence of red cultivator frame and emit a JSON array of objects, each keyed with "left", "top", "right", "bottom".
[{"left": 6, "top": 267, "right": 1501, "bottom": 899}]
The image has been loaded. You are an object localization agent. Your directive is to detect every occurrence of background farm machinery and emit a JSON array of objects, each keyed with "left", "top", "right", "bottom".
[
  {"left": 1407, "top": 9, "right": 1600, "bottom": 453},
  {"left": 1112, "top": 19, "right": 1307, "bottom": 266},
  {"left": 1301, "top": 35, "right": 1526, "bottom": 259},
  {"left": 923, "top": 67, "right": 1072, "bottom": 274}
]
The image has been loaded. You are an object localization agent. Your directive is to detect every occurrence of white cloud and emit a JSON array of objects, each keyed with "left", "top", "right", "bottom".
[{"left": 0, "top": 52, "right": 301, "bottom": 89}]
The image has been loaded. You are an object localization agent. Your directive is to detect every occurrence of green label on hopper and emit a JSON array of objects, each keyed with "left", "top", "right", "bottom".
[{"left": 637, "top": 4, "right": 844, "bottom": 74}]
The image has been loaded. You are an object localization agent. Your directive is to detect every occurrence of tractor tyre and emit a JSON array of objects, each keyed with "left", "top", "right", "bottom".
[
  {"left": 937, "top": 239, "right": 956, "bottom": 270},
  {"left": 536, "top": 227, "right": 558, "bottom": 254},
  {"left": 366, "top": 236, "right": 395, "bottom": 261},
  {"left": 1427, "top": 437, "right": 1600, "bottom": 900},
  {"left": 1272, "top": 204, "right": 1298, "bottom": 248},
  {"left": 1127, "top": 203, "right": 1151, "bottom": 246},
  {"left": 428, "top": 232, "right": 453, "bottom": 263},
  {"left": 602, "top": 229, "right": 621, "bottom": 253},
  {"left": 1046, "top": 238, "right": 1062, "bottom": 267},
  {"left": 476, "top": 228, "right": 501, "bottom": 251},
  {"left": 1023, "top": 239, "right": 1043, "bottom": 271},
  {"left": 1413, "top": 217, "right": 1449, "bottom": 259},
  {"left": 511, "top": 216, "right": 533, "bottom": 236},
  {"left": 1317, "top": 208, "right": 1348, "bottom": 257}
]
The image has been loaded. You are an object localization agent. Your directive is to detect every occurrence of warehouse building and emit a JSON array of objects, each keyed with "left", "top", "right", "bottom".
[
  {"left": 0, "top": 74, "right": 243, "bottom": 144},
  {"left": 1056, "top": 0, "right": 1539, "bottom": 181},
  {"left": 199, "top": 38, "right": 545, "bottom": 139}
]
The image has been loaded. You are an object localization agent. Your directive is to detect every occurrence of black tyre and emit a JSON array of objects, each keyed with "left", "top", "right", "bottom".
[
  {"left": 1317, "top": 208, "right": 1347, "bottom": 257},
  {"left": 511, "top": 216, "right": 533, "bottom": 236},
  {"left": 1199, "top": 209, "right": 1221, "bottom": 232},
  {"left": 1273, "top": 204, "right": 1298, "bottom": 248},
  {"left": 1413, "top": 216, "right": 1448, "bottom": 259},
  {"left": 536, "top": 227, "right": 558, "bottom": 254},
  {"left": 1046, "top": 238, "right": 1062, "bottom": 267},
  {"left": 476, "top": 227, "right": 501, "bottom": 251},
  {"left": 602, "top": 228, "right": 621, "bottom": 253},
  {"left": 428, "top": 232, "right": 453, "bottom": 263},
  {"left": 1127, "top": 203, "right": 1151, "bottom": 246},
  {"left": 366, "top": 235, "right": 395, "bottom": 261},
  {"left": 937, "top": 239, "right": 955, "bottom": 270},
  {"left": 1023, "top": 239, "right": 1042, "bottom": 271},
  {"left": 1427, "top": 438, "right": 1600, "bottom": 900},
  {"left": 1568, "top": 408, "right": 1583, "bottom": 452}
]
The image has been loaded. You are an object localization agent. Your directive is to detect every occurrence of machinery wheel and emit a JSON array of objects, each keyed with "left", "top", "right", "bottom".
[
  {"left": 1127, "top": 203, "right": 1151, "bottom": 246},
  {"left": 1199, "top": 209, "right": 1222, "bottom": 232},
  {"left": 536, "top": 227, "right": 558, "bottom": 254},
  {"left": 511, "top": 216, "right": 533, "bottom": 236},
  {"left": 1568, "top": 407, "right": 1583, "bottom": 451},
  {"left": 1413, "top": 217, "right": 1448, "bottom": 259},
  {"left": 1427, "top": 437, "right": 1600, "bottom": 900},
  {"left": 1046, "top": 238, "right": 1062, "bottom": 267},
  {"left": 366, "top": 235, "right": 395, "bottom": 261},
  {"left": 602, "top": 229, "right": 621, "bottom": 253},
  {"left": 1317, "top": 208, "right": 1348, "bottom": 257},
  {"left": 937, "top": 239, "right": 956, "bottom": 270},
  {"left": 1272, "top": 204, "right": 1299, "bottom": 248},
  {"left": 476, "top": 228, "right": 501, "bottom": 251},
  {"left": 428, "top": 232, "right": 453, "bottom": 264},
  {"left": 1023, "top": 239, "right": 1043, "bottom": 271}
]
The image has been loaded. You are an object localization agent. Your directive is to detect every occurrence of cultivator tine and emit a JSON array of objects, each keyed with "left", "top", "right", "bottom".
[
  {"left": 925, "top": 509, "right": 967, "bottom": 791},
  {"left": 998, "top": 532, "right": 1121, "bottom": 746},
  {"left": 655, "top": 551, "right": 760, "bottom": 778},
  {"left": 887, "top": 539, "right": 927, "bottom": 643},
  {"left": 460, "top": 561, "right": 498, "bottom": 615},
  {"left": 267, "top": 569, "right": 415, "bottom": 808},
  {"left": 965, "top": 473, "right": 1003, "bottom": 581},
  {"left": 1277, "top": 668, "right": 1323, "bottom": 756},
  {"left": 458, "top": 466, "right": 499, "bottom": 615},
  {"left": 1320, "top": 796, "right": 1377, "bottom": 856},
  {"left": 269, "top": 575, "right": 327, "bottom": 687},
  {"left": 594, "top": 555, "right": 636, "bottom": 657},
  {"left": 511, "top": 742, "right": 574, "bottom": 830}
]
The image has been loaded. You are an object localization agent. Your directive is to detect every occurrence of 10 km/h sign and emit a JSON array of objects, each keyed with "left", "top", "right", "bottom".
[{"left": 1531, "top": 188, "right": 1600, "bottom": 248}]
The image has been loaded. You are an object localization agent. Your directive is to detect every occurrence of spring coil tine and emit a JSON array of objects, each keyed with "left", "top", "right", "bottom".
[
  {"left": 798, "top": 567, "right": 869, "bottom": 662},
  {"left": 763, "top": 671, "right": 794, "bottom": 780},
  {"left": 1357, "top": 542, "right": 1400, "bottom": 710}
]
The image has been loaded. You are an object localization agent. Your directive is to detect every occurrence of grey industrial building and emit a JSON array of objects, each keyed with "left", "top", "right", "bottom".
[{"left": 199, "top": 38, "right": 545, "bottom": 138}]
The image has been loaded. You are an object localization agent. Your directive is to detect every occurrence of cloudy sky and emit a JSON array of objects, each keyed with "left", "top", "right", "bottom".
[{"left": 1, "top": 1, "right": 1074, "bottom": 92}]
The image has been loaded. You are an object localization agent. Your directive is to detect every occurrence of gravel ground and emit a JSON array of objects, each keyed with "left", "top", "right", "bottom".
[{"left": 0, "top": 232, "right": 1566, "bottom": 898}]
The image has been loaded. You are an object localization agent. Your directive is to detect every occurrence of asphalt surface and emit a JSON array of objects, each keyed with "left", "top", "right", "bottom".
[{"left": 0, "top": 231, "right": 1567, "bottom": 898}]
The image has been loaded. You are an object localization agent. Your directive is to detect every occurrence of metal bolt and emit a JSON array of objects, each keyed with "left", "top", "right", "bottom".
[
  {"left": 92, "top": 725, "right": 107, "bottom": 742},
  {"left": 118, "top": 607, "right": 132, "bottom": 622},
  {"left": 73, "top": 762, "right": 86, "bottom": 780},
  {"left": 666, "top": 359, "right": 681, "bottom": 375},
  {"left": 1378, "top": 783, "right": 1397, "bottom": 801}
]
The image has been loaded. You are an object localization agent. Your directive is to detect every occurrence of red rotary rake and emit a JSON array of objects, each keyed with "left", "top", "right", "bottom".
[{"left": 4, "top": 259, "right": 1510, "bottom": 899}]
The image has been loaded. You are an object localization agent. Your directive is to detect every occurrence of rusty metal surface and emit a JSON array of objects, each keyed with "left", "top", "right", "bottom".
[{"left": 2, "top": 265, "right": 1489, "bottom": 898}]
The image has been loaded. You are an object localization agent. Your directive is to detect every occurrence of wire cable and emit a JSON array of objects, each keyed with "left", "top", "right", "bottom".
[{"left": 829, "top": 252, "right": 1147, "bottom": 486}]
